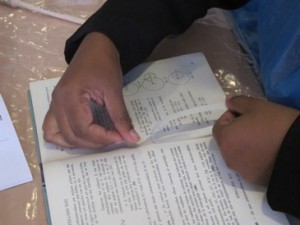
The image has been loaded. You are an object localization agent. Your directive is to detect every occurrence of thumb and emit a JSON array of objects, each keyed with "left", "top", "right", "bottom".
[
  {"left": 226, "top": 95, "right": 255, "bottom": 115},
  {"left": 106, "top": 94, "right": 140, "bottom": 143}
]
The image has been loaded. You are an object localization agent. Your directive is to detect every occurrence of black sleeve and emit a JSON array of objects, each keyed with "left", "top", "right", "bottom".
[
  {"left": 64, "top": 0, "right": 249, "bottom": 73},
  {"left": 267, "top": 115, "right": 300, "bottom": 219}
]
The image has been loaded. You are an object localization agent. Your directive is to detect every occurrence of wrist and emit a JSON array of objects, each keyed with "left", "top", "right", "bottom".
[
  {"left": 79, "top": 32, "right": 120, "bottom": 61},
  {"left": 67, "top": 32, "right": 123, "bottom": 79}
]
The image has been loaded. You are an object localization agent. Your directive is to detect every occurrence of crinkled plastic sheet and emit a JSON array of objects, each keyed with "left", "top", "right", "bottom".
[
  {"left": 0, "top": 4, "right": 270, "bottom": 225},
  {"left": 1, "top": 0, "right": 105, "bottom": 23},
  {"left": 0, "top": 5, "right": 79, "bottom": 225}
]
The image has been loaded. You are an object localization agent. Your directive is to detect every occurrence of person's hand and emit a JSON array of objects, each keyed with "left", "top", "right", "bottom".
[
  {"left": 213, "top": 96, "right": 300, "bottom": 185},
  {"left": 42, "top": 32, "right": 140, "bottom": 149}
]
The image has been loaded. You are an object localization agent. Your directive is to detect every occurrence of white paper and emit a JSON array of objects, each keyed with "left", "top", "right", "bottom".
[
  {"left": 43, "top": 137, "right": 289, "bottom": 225},
  {"left": 0, "top": 94, "right": 32, "bottom": 191},
  {"left": 123, "top": 53, "right": 226, "bottom": 143}
]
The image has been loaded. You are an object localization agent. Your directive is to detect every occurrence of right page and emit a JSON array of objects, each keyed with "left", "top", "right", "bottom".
[{"left": 43, "top": 137, "right": 289, "bottom": 225}]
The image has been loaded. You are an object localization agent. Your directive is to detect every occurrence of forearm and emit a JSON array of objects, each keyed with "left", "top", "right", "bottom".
[
  {"left": 65, "top": 0, "right": 249, "bottom": 73},
  {"left": 267, "top": 115, "right": 300, "bottom": 219}
]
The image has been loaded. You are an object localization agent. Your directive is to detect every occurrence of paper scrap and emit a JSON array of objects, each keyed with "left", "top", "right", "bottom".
[{"left": 0, "top": 94, "right": 32, "bottom": 191}]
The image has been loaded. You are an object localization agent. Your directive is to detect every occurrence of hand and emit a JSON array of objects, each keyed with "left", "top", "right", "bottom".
[
  {"left": 42, "top": 32, "right": 140, "bottom": 149},
  {"left": 213, "top": 96, "right": 300, "bottom": 185}
]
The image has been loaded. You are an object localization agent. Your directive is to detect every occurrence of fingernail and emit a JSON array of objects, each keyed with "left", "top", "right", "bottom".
[
  {"left": 129, "top": 129, "right": 141, "bottom": 142},
  {"left": 226, "top": 94, "right": 235, "bottom": 100}
]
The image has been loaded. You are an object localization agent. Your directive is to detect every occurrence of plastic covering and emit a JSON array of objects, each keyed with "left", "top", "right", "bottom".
[
  {"left": 2, "top": 2, "right": 296, "bottom": 225},
  {"left": 148, "top": 8, "right": 264, "bottom": 98},
  {"left": 0, "top": 0, "right": 105, "bottom": 23},
  {"left": 0, "top": 4, "right": 81, "bottom": 225},
  {"left": 230, "top": 0, "right": 300, "bottom": 109}
]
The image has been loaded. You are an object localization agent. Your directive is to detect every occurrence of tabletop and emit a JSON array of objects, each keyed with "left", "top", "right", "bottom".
[
  {"left": 0, "top": 3, "right": 298, "bottom": 225},
  {"left": 0, "top": 5, "right": 78, "bottom": 225}
]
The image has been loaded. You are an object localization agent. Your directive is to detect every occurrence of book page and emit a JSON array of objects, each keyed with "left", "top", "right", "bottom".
[
  {"left": 43, "top": 137, "right": 288, "bottom": 225},
  {"left": 29, "top": 53, "right": 226, "bottom": 163},
  {"left": 123, "top": 53, "right": 226, "bottom": 143}
]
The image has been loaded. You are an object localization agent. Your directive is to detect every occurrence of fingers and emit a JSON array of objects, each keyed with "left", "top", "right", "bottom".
[
  {"left": 67, "top": 98, "right": 125, "bottom": 147},
  {"left": 212, "top": 110, "right": 236, "bottom": 149},
  {"left": 213, "top": 96, "right": 263, "bottom": 150},
  {"left": 43, "top": 98, "right": 124, "bottom": 149},
  {"left": 105, "top": 91, "right": 140, "bottom": 143},
  {"left": 226, "top": 95, "right": 257, "bottom": 115},
  {"left": 43, "top": 90, "right": 140, "bottom": 149},
  {"left": 43, "top": 116, "right": 124, "bottom": 149},
  {"left": 42, "top": 110, "right": 75, "bottom": 148}
]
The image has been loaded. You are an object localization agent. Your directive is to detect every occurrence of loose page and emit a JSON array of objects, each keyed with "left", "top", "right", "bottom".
[
  {"left": 29, "top": 53, "right": 226, "bottom": 163},
  {"left": 0, "top": 94, "right": 32, "bottom": 190},
  {"left": 43, "top": 137, "right": 289, "bottom": 225},
  {"left": 122, "top": 52, "right": 225, "bottom": 143}
]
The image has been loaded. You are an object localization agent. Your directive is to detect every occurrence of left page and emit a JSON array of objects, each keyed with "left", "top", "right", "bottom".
[
  {"left": 0, "top": 94, "right": 32, "bottom": 190},
  {"left": 29, "top": 53, "right": 226, "bottom": 163},
  {"left": 42, "top": 137, "right": 289, "bottom": 225}
]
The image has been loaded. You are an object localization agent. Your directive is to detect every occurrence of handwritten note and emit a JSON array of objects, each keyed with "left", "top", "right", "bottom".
[{"left": 0, "top": 94, "right": 32, "bottom": 191}]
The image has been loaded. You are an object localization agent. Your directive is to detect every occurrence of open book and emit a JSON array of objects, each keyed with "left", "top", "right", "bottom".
[{"left": 29, "top": 53, "right": 289, "bottom": 225}]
